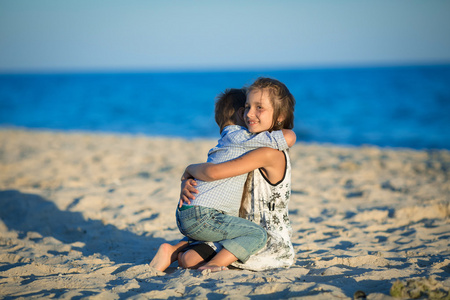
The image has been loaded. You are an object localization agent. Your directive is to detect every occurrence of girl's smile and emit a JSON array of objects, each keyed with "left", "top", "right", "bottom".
[{"left": 244, "top": 89, "right": 275, "bottom": 133}]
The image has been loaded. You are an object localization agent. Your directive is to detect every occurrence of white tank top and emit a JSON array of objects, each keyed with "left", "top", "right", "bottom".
[{"left": 233, "top": 150, "right": 295, "bottom": 271}]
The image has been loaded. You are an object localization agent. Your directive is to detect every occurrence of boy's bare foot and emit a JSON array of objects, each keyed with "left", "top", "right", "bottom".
[
  {"left": 149, "top": 243, "right": 178, "bottom": 272},
  {"left": 198, "top": 264, "right": 229, "bottom": 272}
]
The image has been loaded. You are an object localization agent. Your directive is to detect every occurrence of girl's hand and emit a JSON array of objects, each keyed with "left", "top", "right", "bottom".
[{"left": 179, "top": 178, "right": 198, "bottom": 207}]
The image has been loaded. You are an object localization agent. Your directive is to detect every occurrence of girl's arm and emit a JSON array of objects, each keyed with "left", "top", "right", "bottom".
[
  {"left": 181, "top": 147, "right": 283, "bottom": 182},
  {"left": 282, "top": 129, "right": 296, "bottom": 147}
]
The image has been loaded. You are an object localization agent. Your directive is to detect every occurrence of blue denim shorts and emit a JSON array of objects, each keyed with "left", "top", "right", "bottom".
[{"left": 176, "top": 206, "right": 267, "bottom": 263}]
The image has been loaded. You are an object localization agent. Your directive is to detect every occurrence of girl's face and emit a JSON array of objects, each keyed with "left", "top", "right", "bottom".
[{"left": 244, "top": 89, "right": 275, "bottom": 133}]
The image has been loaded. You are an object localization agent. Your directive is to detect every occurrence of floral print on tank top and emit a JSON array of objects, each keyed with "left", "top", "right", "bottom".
[{"left": 232, "top": 150, "right": 295, "bottom": 271}]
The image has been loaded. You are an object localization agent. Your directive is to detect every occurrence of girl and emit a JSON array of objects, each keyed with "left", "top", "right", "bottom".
[{"left": 179, "top": 77, "right": 296, "bottom": 271}]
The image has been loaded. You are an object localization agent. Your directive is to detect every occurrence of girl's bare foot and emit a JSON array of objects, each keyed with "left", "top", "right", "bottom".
[{"left": 198, "top": 264, "right": 229, "bottom": 272}]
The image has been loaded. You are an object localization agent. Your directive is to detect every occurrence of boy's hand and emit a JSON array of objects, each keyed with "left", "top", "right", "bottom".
[
  {"left": 181, "top": 169, "right": 193, "bottom": 181},
  {"left": 179, "top": 178, "right": 198, "bottom": 207}
]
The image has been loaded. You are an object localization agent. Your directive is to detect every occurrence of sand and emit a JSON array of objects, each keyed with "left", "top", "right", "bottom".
[{"left": 0, "top": 128, "right": 449, "bottom": 299}]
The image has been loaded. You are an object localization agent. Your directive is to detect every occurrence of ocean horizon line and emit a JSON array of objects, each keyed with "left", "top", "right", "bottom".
[{"left": 1, "top": 62, "right": 450, "bottom": 76}]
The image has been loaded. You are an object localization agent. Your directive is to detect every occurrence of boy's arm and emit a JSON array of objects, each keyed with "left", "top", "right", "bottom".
[{"left": 282, "top": 129, "right": 296, "bottom": 147}]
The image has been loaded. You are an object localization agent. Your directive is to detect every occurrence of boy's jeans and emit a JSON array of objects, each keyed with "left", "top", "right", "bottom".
[{"left": 176, "top": 206, "right": 267, "bottom": 263}]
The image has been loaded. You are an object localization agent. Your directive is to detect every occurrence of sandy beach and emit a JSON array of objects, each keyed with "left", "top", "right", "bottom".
[{"left": 1, "top": 128, "right": 449, "bottom": 299}]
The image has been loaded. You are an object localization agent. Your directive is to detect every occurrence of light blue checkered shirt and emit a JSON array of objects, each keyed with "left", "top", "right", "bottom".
[{"left": 188, "top": 125, "right": 288, "bottom": 216}]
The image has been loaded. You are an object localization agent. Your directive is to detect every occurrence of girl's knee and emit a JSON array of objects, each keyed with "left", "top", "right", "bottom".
[
  {"left": 179, "top": 250, "right": 205, "bottom": 269},
  {"left": 177, "top": 251, "right": 186, "bottom": 268}
]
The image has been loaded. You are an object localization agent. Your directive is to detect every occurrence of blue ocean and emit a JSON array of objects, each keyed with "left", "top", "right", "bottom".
[{"left": 1, "top": 65, "right": 450, "bottom": 150}]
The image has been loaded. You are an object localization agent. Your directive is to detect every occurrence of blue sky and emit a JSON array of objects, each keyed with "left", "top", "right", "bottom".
[{"left": 1, "top": 0, "right": 450, "bottom": 72}]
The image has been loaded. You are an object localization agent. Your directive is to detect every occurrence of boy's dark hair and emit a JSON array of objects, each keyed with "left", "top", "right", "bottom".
[
  {"left": 247, "top": 77, "right": 295, "bottom": 131},
  {"left": 215, "top": 88, "right": 247, "bottom": 133}
]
